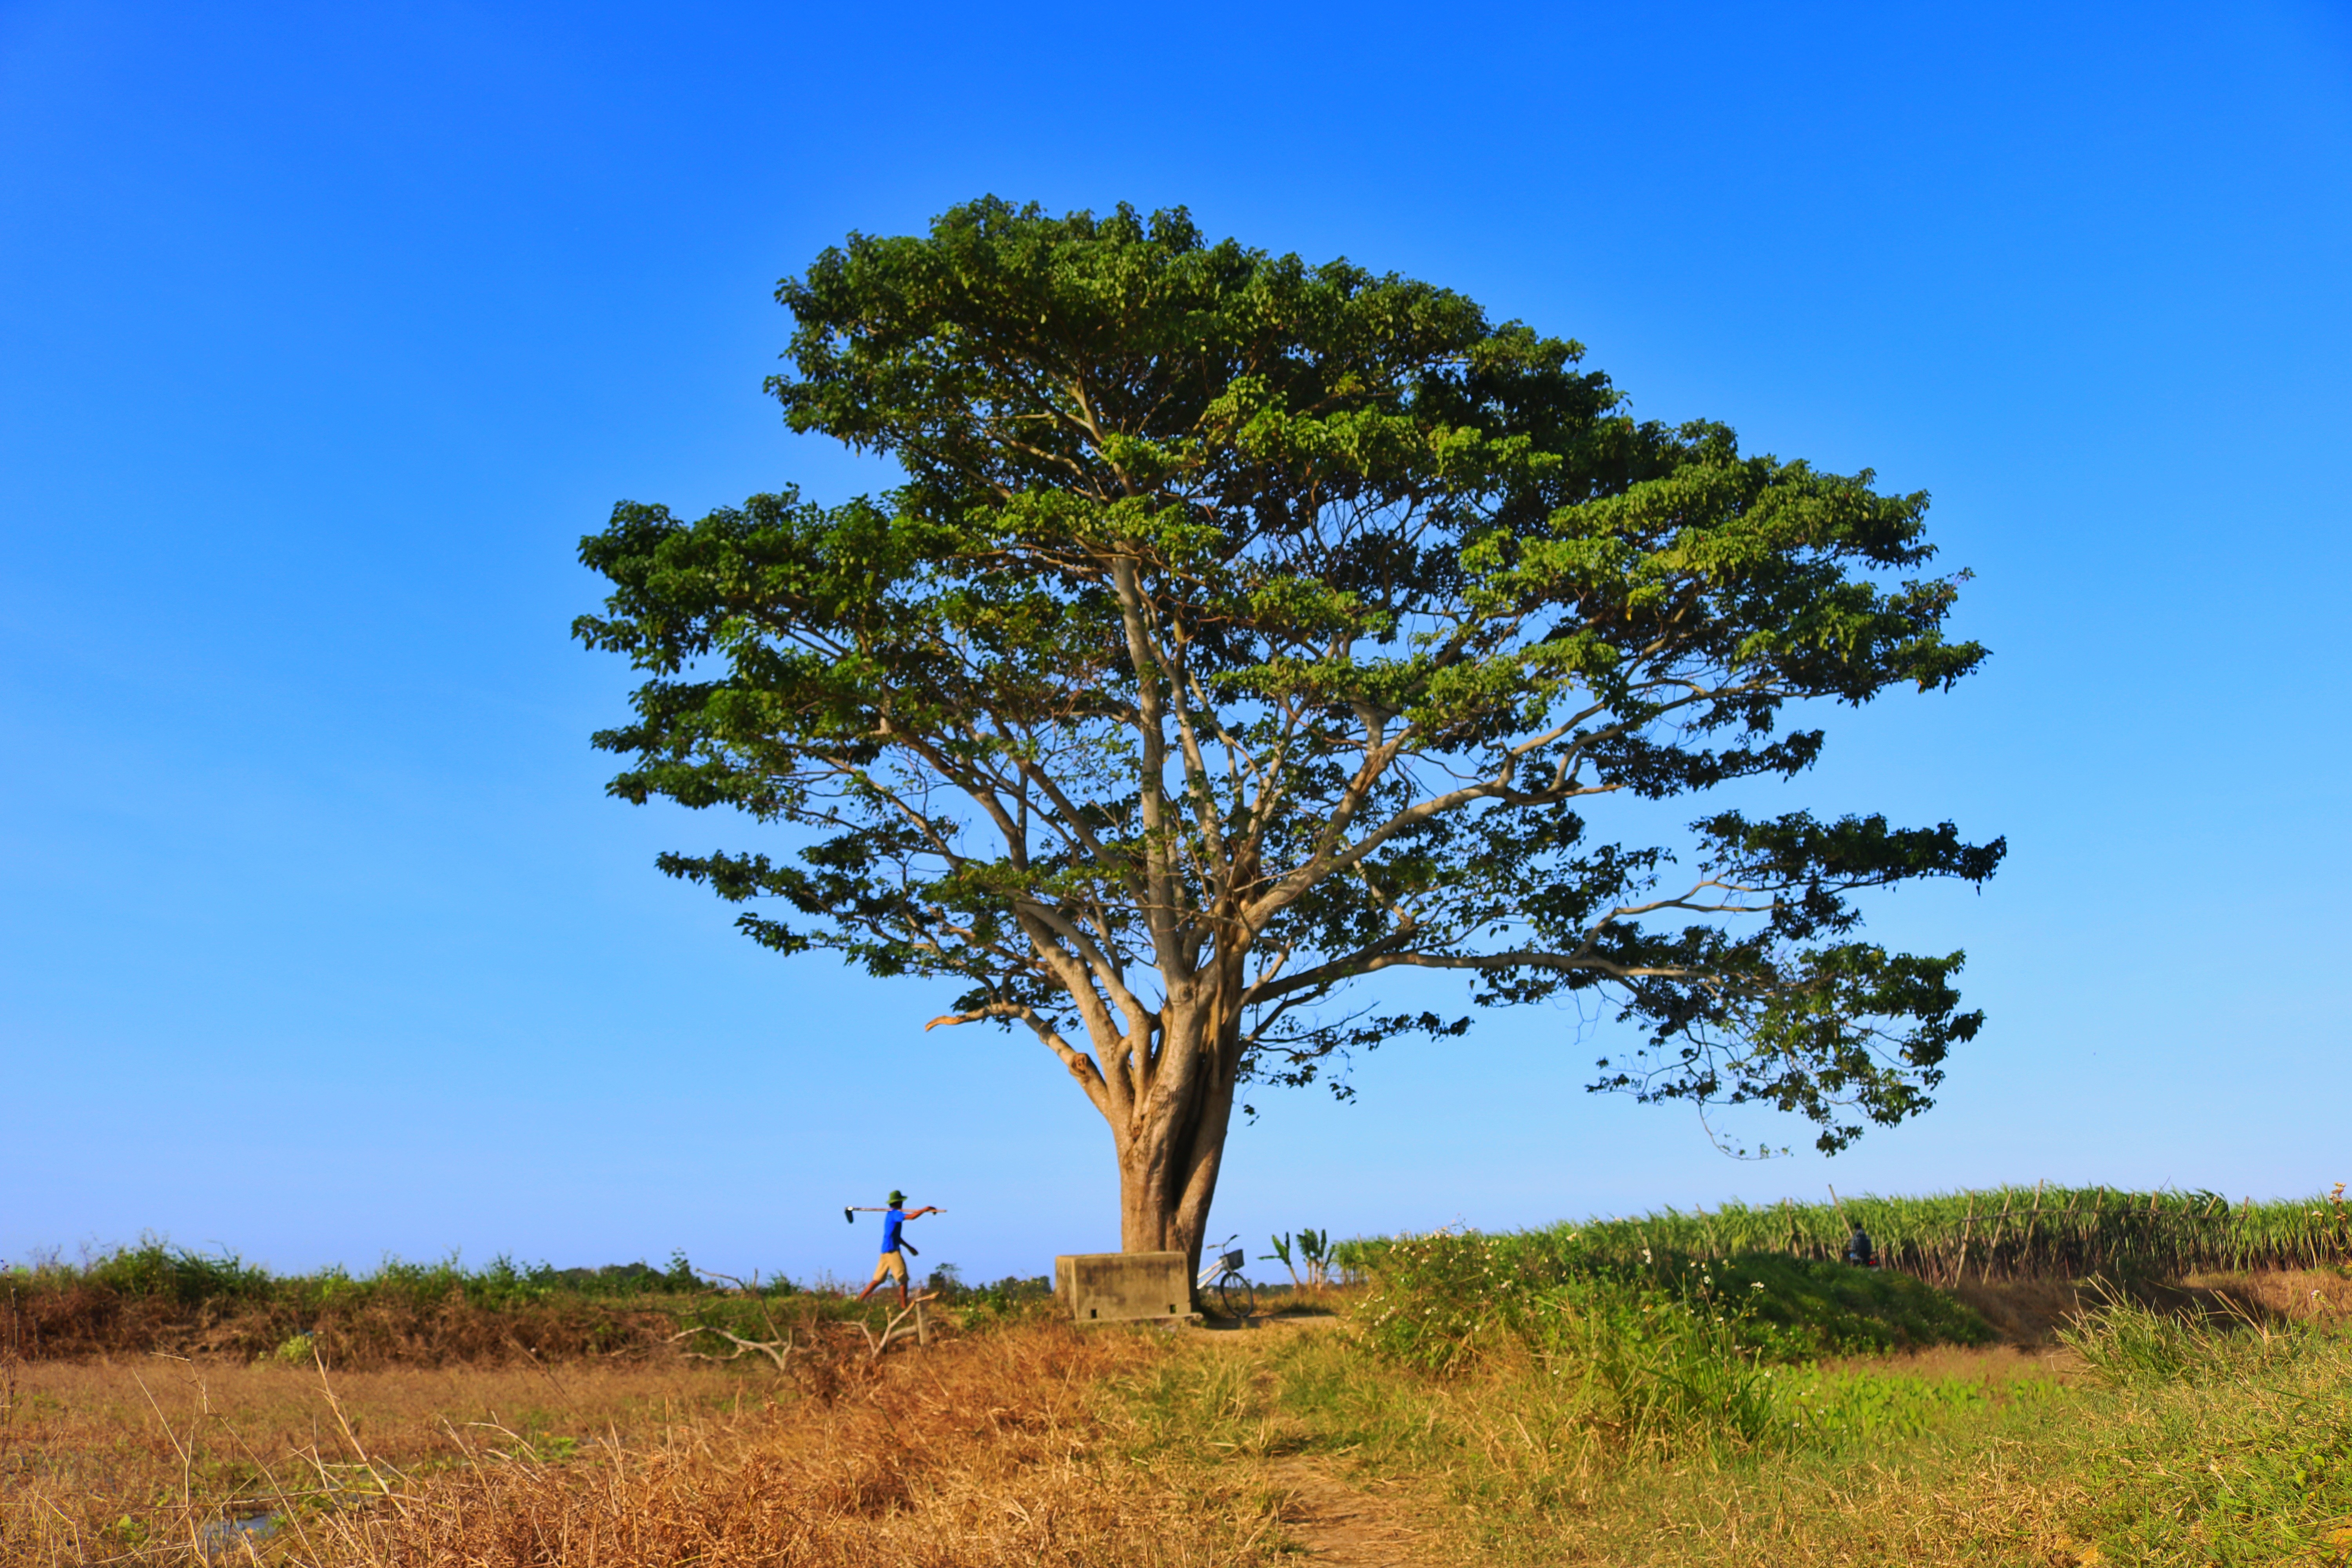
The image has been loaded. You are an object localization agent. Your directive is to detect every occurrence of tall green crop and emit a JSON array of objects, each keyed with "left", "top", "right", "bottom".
[{"left": 1339, "top": 1184, "right": 2347, "bottom": 1289}]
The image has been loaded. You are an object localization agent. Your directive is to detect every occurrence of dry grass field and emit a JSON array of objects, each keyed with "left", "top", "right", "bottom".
[
  {"left": 1, "top": 1312, "right": 1287, "bottom": 1567},
  {"left": 4, "top": 1252, "right": 2347, "bottom": 1566}
]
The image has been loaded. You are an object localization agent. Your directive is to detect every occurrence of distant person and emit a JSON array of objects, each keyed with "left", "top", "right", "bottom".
[
  {"left": 855, "top": 1190, "right": 937, "bottom": 1309},
  {"left": 1843, "top": 1223, "right": 1877, "bottom": 1268}
]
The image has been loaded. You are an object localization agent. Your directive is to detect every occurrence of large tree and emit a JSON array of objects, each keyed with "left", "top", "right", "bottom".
[{"left": 575, "top": 199, "right": 2003, "bottom": 1270}]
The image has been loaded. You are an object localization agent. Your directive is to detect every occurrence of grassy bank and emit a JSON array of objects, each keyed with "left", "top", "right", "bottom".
[{"left": 1345, "top": 1227, "right": 1997, "bottom": 1377}]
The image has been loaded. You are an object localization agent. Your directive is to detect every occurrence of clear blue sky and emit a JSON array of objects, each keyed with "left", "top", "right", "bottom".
[{"left": 5, "top": 1, "right": 2348, "bottom": 1286}]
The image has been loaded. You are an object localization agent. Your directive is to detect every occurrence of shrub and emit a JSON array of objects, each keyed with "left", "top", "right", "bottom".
[
  {"left": 1344, "top": 1227, "right": 1998, "bottom": 1457},
  {"left": 1348, "top": 1229, "right": 1989, "bottom": 1373}
]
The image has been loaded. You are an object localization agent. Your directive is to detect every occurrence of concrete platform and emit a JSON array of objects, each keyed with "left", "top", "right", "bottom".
[{"left": 1054, "top": 1251, "right": 1198, "bottom": 1324}]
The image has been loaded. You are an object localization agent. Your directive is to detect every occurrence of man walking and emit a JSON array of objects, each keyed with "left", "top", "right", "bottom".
[{"left": 855, "top": 1190, "right": 937, "bottom": 1309}]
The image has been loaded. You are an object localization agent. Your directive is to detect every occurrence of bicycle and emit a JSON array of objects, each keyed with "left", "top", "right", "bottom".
[{"left": 1197, "top": 1235, "right": 1257, "bottom": 1318}]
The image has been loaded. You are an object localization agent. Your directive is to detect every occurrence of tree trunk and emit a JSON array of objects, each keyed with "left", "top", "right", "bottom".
[{"left": 1108, "top": 991, "right": 1242, "bottom": 1283}]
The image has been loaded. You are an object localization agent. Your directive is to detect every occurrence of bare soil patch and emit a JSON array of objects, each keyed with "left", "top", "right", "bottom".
[{"left": 1267, "top": 1455, "right": 1430, "bottom": 1566}]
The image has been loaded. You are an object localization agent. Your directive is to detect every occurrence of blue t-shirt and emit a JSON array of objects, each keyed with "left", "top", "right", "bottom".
[{"left": 880, "top": 1207, "right": 906, "bottom": 1253}]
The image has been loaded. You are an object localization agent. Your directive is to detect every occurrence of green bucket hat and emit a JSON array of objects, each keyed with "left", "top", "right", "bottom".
[{"left": 887, "top": 1190, "right": 907, "bottom": 1206}]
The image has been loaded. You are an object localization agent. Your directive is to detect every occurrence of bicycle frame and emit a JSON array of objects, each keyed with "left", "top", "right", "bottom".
[
  {"left": 1195, "top": 1235, "right": 1257, "bottom": 1318},
  {"left": 1196, "top": 1235, "right": 1245, "bottom": 1287}
]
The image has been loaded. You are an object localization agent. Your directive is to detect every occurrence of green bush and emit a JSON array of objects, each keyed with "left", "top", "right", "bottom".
[
  {"left": 1345, "top": 1227, "right": 1998, "bottom": 1456},
  {"left": 81, "top": 1239, "right": 272, "bottom": 1305},
  {"left": 1348, "top": 1229, "right": 1990, "bottom": 1374}
]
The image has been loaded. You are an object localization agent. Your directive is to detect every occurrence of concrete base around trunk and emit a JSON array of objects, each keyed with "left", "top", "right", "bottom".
[{"left": 1055, "top": 1251, "right": 1198, "bottom": 1324}]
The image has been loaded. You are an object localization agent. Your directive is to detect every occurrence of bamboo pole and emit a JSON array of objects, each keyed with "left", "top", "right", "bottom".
[
  {"left": 1827, "top": 1186, "right": 1853, "bottom": 1264},
  {"left": 1982, "top": 1188, "right": 2016, "bottom": 1283}
]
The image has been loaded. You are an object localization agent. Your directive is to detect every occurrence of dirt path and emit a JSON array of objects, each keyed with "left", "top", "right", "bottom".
[
  {"left": 1266, "top": 1455, "right": 1429, "bottom": 1566},
  {"left": 1200, "top": 1314, "right": 1439, "bottom": 1564}
]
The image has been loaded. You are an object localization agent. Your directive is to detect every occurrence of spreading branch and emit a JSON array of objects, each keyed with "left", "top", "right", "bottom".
[{"left": 575, "top": 198, "right": 2003, "bottom": 1261}]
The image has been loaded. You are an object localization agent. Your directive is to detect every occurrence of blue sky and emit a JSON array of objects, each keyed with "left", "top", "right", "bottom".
[{"left": 4, "top": 1, "right": 2348, "bottom": 1286}]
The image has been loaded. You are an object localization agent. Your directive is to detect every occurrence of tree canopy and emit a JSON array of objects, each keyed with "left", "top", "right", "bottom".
[{"left": 575, "top": 198, "right": 2003, "bottom": 1261}]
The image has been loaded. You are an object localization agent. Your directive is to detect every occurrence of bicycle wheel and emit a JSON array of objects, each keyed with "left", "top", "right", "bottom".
[{"left": 1214, "top": 1272, "right": 1256, "bottom": 1318}]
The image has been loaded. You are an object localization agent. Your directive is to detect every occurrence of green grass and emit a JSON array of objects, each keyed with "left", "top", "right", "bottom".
[
  {"left": 1125, "top": 1197, "right": 2352, "bottom": 1564},
  {"left": 2058, "top": 1294, "right": 2352, "bottom": 1563},
  {"left": 1111, "top": 1286, "right": 2352, "bottom": 1565},
  {"left": 1309, "top": 1206, "right": 2352, "bottom": 1561}
]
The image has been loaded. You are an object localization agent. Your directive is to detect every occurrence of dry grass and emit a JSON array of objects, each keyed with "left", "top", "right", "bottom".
[
  {"left": 0, "top": 1354, "right": 757, "bottom": 1561},
  {"left": 2, "top": 1354, "right": 757, "bottom": 1553},
  {"left": 0, "top": 1319, "right": 1283, "bottom": 1567},
  {"left": 311, "top": 1325, "right": 1278, "bottom": 1568},
  {"left": 2180, "top": 1267, "right": 2352, "bottom": 1324},
  {"left": 1950, "top": 1267, "right": 2352, "bottom": 1348},
  {"left": 1947, "top": 1275, "right": 2089, "bottom": 1346},
  {"left": 8, "top": 1270, "right": 2343, "bottom": 1566},
  {"left": 1806, "top": 1341, "right": 2061, "bottom": 1382}
]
